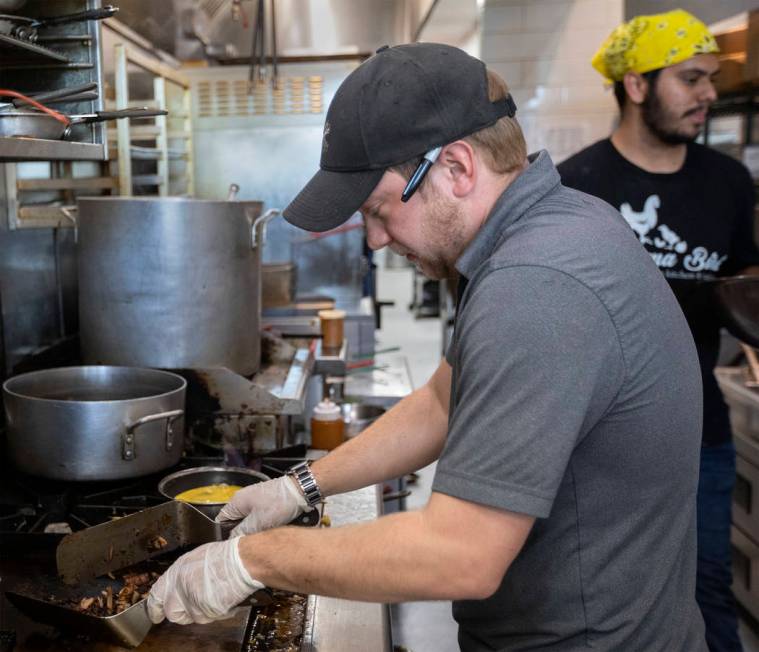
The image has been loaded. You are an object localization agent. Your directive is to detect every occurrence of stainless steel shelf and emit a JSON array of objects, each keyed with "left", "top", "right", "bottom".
[
  {"left": 0, "top": 32, "right": 69, "bottom": 64},
  {"left": 0, "top": 137, "right": 106, "bottom": 162},
  {"left": 184, "top": 336, "right": 316, "bottom": 417},
  {"left": 182, "top": 338, "right": 315, "bottom": 453},
  {"left": 313, "top": 338, "right": 348, "bottom": 377}
]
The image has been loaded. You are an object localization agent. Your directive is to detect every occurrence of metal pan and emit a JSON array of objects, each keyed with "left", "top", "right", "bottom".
[
  {"left": 0, "top": 107, "right": 169, "bottom": 140},
  {"left": 0, "top": 6, "right": 117, "bottom": 42},
  {"left": 158, "top": 466, "right": 271, "bottom": 520},
  {"left": 704, "top": 275, "right": 759, "bottom": 348},
  {"left": 8, "top": 502, "right": 215, "bottom": 647},
  {"left": 262, "top": 262, "right": 297, "bottom": 309},
  {"left": 6, "top": 592, "right": 153, "bottom": 649},
  {"left": 0, "top": 81, "right": 98, "bottom": 110},
  {"left": 8, "top": 501, "right": 272, "bottom": 648},
  {"left": 158, "top": 466, "right": 321, "bottom": 526},
  {"left": 3, "top": 365, "right": 186, "bottom": 481},
  {"left": 56, "top": 501, "right": 223, "bottom": 586}
]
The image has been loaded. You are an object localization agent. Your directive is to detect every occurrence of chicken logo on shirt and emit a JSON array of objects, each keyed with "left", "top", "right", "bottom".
[
  {"left": 654, "top": 223, "right": 688, "bottom": 254},
  {"left": 620, "top": 195, "right": 659, "bottom": 245},
  {"left": 618, "top": 193, "right": 726, "bottom": 274},
  {"left": 619, "top": 194, "right": 688, "bottom": 253}
]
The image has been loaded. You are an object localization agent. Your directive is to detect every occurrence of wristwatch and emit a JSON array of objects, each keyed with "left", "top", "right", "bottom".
[{"left": 286, "top": 460, "right": 323, "bottom": 507}]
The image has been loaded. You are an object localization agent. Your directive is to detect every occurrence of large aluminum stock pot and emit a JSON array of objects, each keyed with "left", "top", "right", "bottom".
[
  {"left": 3, "top": 366, "right": 186, "bottom": 481},
  {"left": 77, "top": 197, "right": 267, "bottom": 376}
]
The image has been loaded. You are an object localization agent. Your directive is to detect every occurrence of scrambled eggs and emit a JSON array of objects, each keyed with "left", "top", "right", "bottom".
[{"left": 174, "top": 483, "right": 242, "bottom": 504}]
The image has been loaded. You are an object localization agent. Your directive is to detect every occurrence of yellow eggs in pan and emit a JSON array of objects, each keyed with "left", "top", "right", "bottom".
[{"left": 174, "top": 483, "right": 242, "bottom": 504}]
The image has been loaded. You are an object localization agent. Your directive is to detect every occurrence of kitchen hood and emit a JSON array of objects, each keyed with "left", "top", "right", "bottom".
[{"left": 113, "top": 0, "right": 478, "bottom": 62}]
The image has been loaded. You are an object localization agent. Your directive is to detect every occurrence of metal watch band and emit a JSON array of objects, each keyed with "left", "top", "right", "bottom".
[{"left": 287, "top": 460, "right": 323, "bottom": 507}]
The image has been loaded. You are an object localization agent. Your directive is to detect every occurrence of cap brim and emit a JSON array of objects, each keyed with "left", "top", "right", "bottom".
[{"left": 284, "top": 167, "right": 385, "bottom": 232}]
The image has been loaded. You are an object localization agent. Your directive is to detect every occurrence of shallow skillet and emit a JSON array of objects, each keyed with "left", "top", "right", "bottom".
[{"left": 0, "top": 89, "right": 168, "bottom": 140}]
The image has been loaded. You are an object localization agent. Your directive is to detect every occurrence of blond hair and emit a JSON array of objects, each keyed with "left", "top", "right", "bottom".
[{"left": 390, "top": 68, "right": 526, "bottom": 180}]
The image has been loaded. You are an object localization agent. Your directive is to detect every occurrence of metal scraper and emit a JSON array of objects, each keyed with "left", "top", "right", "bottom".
[
  {"left": 56, "top": 500, "right": 221, "bottom": 585},
  {"left": 8, "top": 501, "right": 270, "bottom": 648}
]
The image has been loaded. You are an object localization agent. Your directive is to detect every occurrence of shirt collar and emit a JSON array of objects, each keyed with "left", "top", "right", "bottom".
[{"left": 455, "top": 149, "right": 561, "bottom": 280}]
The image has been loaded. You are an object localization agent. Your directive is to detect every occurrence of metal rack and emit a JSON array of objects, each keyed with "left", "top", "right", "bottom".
[
  {"left": 0, "top": 0, "right": 109, "bottom": 163},
  {"left": 106, "top": 43, "right": 194, "bottom": 196},
  {"left": 0, "top": 137, "right": 104, "bottom": 162},
  {"left": 4, "top": 24, "right": 196, "bottom": 231},
  {"left": 702, "top": 82, "right": 759, "bottom": 242},
  {"left": 703, "top": 84, "right": 759, "bottom": 149},
  {"left": 0, "top": 31, "right": 69, "bottom": 64}
]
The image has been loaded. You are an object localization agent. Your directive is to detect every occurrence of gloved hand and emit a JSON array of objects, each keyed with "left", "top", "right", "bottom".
[
  {"left": 216, "top": 476, "right": 312, "bottom": 536},
  {"left": 146, "top": 537, "right": 263, "bottom": 625}
]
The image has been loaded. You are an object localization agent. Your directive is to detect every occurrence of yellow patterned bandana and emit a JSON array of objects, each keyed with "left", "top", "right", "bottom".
[{"left": 591, "top": 9, "right": 719, "bottom": 82}]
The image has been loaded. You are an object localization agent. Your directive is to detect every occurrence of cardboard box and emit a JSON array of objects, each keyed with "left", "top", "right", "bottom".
[
  {"left": 712, "top": 10, "right": 759, "bottom": 92},
  {"left": 715, "top": 57, "right": 746, "bottom": 94},
  {"left": 748, "top": 10, "right": 759, "bottom": 83}
]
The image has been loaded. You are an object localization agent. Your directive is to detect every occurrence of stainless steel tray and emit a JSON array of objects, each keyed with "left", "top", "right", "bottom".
[{"left": 7, "top": 501, "right": 221, "bottom": 648}]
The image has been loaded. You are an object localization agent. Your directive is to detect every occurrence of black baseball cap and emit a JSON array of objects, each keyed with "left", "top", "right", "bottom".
[{"left": 283, "top": 42, "right": 516, "bottom": 232}]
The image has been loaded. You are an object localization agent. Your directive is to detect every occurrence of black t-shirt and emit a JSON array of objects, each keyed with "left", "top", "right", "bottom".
[{"left": 558, "top": 139, "right": 759, "bottom": 446}]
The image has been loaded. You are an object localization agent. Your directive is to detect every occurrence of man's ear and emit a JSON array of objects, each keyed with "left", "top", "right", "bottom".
[
  {"left": 436, "top": 141, "right": 476, "bottom": 199},
  {"left": 622, "top": 71, "right": 649, "bottom": 106}
]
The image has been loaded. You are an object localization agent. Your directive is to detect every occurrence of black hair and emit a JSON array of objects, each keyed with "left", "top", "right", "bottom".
[{"left": 613, "top": 68, "right": 662, "bottom": 111}]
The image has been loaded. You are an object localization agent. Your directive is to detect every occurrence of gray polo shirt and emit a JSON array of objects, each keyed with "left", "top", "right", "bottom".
[{"left": 433, "top": 151, "right": 706, "bottom": 651}]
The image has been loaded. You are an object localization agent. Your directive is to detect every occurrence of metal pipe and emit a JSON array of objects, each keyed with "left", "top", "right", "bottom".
[
  {"left": 218, "top": 52, "right": 371, "bottom": 66},
  {"left": 413, "top": 0, "right": 441, "bottom": 42},
  {"left": 270, "top": 0, "right": 278, "bottom": 89},
  {"left": 257, "top": 0, "right": 266, "bottom": 83},
  {"left": 247, "top": 0, "right": 260, "bottom": 92}
]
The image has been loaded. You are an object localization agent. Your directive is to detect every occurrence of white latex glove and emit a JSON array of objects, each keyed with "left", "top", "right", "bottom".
[
  {"left": 146, "top": 536, "right": 263, "bottom": 625},
  {"left": 215, "top": 476, "right": 312, "bottom": 536}
]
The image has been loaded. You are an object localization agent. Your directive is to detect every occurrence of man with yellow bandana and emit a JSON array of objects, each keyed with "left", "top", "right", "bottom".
[{"left": 559, "top": 9, "right": 759, "bottom": 652}]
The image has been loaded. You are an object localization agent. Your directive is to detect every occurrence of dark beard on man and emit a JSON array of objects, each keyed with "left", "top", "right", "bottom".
[{"left": 641, "top": 84, "right": 700, "bottom": 145}]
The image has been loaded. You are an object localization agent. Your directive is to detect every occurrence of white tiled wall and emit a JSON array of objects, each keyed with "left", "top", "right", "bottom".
[{"left": 481, "top": 0, "right": 624, "bottom": 162}]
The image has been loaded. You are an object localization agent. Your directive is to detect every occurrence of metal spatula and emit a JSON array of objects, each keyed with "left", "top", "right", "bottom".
[
  {"left": 56, "top": 500, "right": 273, "bottom": 606},
  {"left": 56, "top": 500, "right": 220, "bottom": 585},
  {"left": 8, "top": 502, "right": 269, "bottom": 648}
]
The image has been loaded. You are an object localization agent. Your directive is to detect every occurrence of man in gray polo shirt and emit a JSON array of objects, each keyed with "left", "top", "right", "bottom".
[{"left": 148, "top": 43, "right": 706, "bottom": 651}]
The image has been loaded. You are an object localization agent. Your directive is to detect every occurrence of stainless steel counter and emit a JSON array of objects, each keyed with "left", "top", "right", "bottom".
[
  {"left": 302, "top": 485, "right": 392, "bottom": 652},
  {"left": 297, "top": 353, "right": 411, "bottom": 651},
  {"left": 344, "top": 354, "right": 414, "bottom": 407}
]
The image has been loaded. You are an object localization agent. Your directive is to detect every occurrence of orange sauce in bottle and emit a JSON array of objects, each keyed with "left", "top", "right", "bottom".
[{"left": 310, "top": 399, "right": 345, "bottom": 450}]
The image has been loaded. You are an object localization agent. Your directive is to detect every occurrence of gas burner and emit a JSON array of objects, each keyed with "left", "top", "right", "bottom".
[
  {"left": 0, "top": 476, "right": 164, "bottom": 535},
  {"left": 0, "top": 444, "right": 312, "bottom": 651},
  {"left": 0, "top": 445, "right": 308, "bottom": 537}
]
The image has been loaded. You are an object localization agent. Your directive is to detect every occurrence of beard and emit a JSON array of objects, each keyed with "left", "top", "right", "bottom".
[
  {"left": 641, "top": 85, "right": 701, "bottom": 145},
  {"left": 412, "top": 190, "right": 468, "bottom": 280}
]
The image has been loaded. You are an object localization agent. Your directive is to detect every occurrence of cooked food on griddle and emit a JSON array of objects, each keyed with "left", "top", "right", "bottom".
[
  {"left": 147, "top": 535, "right": 169, "bottom": 551},
  {"left": 72, "top": 570, "right": 161, "bottom": 617}
]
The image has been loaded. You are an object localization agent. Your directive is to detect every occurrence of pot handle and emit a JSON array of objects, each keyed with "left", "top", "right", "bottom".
[
  {"left": 32, "top": 6, "right": 119, "bottom": 29},
  {"left": 59, "top": 205, "right": 77, "bottom": 242},
  {"left": 247, "top": 208, "right": 280, "bottom": 249},
  {"left": 122, "top": 409, "right": 184, "bottom": 461}
]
